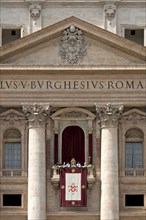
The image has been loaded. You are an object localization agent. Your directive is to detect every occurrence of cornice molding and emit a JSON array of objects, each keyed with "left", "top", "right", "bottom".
[
  {"left": 0, "top": 65, "right": 146, "bottom": 74},
  {"left": 1, "top": 0, "right": 145, "bottom": 7}
]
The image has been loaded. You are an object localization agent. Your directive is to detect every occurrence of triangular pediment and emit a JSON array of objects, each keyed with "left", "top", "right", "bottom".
[
  {"left": 0, "top": 109, "right": 25, "bottom": 124},
  {"left": 0, "top": 16, "right": 146, "bottom": 65},
  {"left": 123, "top": 108, "right": 146, "bottom": 117},
  {"left": 122, "top": 108, "right": 146, "bottom": 124}
]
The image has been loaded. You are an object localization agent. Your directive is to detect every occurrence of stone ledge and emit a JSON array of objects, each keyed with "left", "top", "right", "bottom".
[
  {"left": 1, "top": 212, "right": 146, "bottom": 220},
  {"left": 120, "top": 177, "right": 146, "bottom": 185},
  {"left": 47, "top": 212, "right": 99, "bottom": 220},
  {"left": 120, "top": 211, "right": 146, "bottom": 217}
]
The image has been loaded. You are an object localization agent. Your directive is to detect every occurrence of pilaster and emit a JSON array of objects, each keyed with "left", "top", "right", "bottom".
[
  {"left": 29, "top": 3, "right": 42, "bottom": 34},
  {"left": 104, "top": 3, "right": 117, "bottom": 34}
]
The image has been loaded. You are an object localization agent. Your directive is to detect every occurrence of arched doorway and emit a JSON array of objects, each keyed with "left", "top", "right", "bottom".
[{"left": 62, "top": 126, "right": 85, "bottom": 165}]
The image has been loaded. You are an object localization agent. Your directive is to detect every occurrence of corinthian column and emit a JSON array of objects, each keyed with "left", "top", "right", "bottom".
[
  {"left": 22, "top": 103, "right": 50, "bottom": 220},
  {"left": 95, "top": 103, "right": 123, "bottom": 220}
]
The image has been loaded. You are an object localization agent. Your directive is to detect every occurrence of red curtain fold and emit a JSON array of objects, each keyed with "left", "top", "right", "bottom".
[
  {"left": 60, "top": 167, "right": 87, "bottom": 207},
  {"left": 62, "top": 126, "right": 85, "bottom": 165}
]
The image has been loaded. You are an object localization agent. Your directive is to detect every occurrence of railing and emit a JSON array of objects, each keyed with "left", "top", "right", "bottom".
[
  {"left": 51, "top": 163, "right": 95, "bottom": 189},
  {"left": 0, "top": 169, "right": 27, "bottom": 177},
  {"left": 124, "top": 169, "right": 145, "bottom": 177}
]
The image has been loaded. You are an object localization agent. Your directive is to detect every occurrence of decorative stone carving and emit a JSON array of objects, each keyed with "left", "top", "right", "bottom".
[
  {"left": 65, "top": 112, "right": 82, "bottom": 118},
  {"left": 104, "top": 4, "right": 116, "bottom": 19},
  {"left": 51, "top": 107, "right": 95, "bottom": 120},
  {"left": 126, "top": 113, "right": 144, "bottom": 124},
  {"left": 95, "top": 103, "right": 124, "bottom": 128},
  {"left": 29, "top": 4, "right": 41, "bottom": 20},
  {"left": 3, "top": 128, "right": 21, "bottom": 139},
  {"left": 51, "top": 165, "right": 60, "bottom": 189},
  {"left": 0, "top": 109, "right": 25, "bottom": 124},
  {"left": 122, "top": 108, "right": 146, "bottom": 124},
  {"left": 59, "top": 25, "right": 87, "bottom": 64},
  {"left": 126, "top": 129, "right": 143, "bottom": 139},
  {"left": 22, "top": 103, "right": 50, "bottom": 127},
  {"left": 87, "top": 164, "right": 95, "bottom": 188},
  {"left": 4, "top": 113, "right": 20, "bottom": 124}
]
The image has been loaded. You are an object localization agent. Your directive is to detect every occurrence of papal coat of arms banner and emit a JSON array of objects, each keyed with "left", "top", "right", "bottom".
[{"left": 60, "top": 168, "right": 87, "bottom": 206}]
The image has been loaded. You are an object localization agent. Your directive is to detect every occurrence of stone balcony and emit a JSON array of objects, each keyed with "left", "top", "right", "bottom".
[
  {"left": 124, "top": 168, "right": 146, "bottom": 177},
  {"left": 51, "top": 163, "right": 96, "bottom": 189},
  {"left": 119, "top": 168, "right": 146, "bottom": 177},
  {"left": 120, "top": 168, "right": 146, "bottom": 184},
  {"left": 0, "top": 169, "right": 28, "bottom": 177}
]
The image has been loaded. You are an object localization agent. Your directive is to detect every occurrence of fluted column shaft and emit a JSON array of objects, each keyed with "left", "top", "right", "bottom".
[
  {"left": 95, "top": 103, "right": 123, "bottom": 220},
  {"left": 22, "top": 103, "right": 50, "bottom": 220}
]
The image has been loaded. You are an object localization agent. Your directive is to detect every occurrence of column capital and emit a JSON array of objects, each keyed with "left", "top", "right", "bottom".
[
  {"left": 22, "top": 103, "right": 51, "bottom": 128},
  {"left": 95, "top": 103, "right": 124, "bottom": 128}
]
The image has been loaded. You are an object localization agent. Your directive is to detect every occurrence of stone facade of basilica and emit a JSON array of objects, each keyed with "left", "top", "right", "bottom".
[{"left": 0, "top": 1, "right": 146, "bottom": 220}]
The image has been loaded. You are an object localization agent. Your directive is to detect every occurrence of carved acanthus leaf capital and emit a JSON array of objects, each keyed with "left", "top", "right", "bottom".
[
  {"left": 22, "top": 103, "right": 50, "bottom": 127},
  {"left": 95, "top": 103, "right": 124, "bottom": 128}
]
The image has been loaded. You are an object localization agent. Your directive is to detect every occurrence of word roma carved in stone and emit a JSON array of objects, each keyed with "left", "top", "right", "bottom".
[
  {"left": 0, "top": 80, "right": 144, "bottom": 90},
  {"left": 59, "top": 25, "right": 87, "bottom": 64}
]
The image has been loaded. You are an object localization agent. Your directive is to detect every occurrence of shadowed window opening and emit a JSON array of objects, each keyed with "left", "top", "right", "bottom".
[
  {"left": 2, "top": 29, "right": 21, "bottom": 45},
  {"left": 125, "top": 29, "right": 144, "bottom": 45},
  {"left": 3, "top": 194, "right": 22, "bottom": 206},
  {"left": 125, "top": 194, "right": 144, "bottom": 206}
]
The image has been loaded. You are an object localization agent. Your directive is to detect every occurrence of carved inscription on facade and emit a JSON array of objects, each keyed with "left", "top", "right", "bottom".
[{"left": 0, "top": 80, "right": 144, "bottom": 90}]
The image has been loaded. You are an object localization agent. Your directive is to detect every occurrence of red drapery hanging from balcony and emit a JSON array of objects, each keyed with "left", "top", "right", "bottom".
[
  {"left": 60, "top": 167, "right": 87, "bottom": 207},
  {"left": 62, "top": 126, "right": 85, "bottom": 165}
]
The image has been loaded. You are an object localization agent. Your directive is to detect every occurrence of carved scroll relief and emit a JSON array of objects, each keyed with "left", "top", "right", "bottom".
[{"left": 29, "top": 4, "right": 42, "bottom": 33}]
